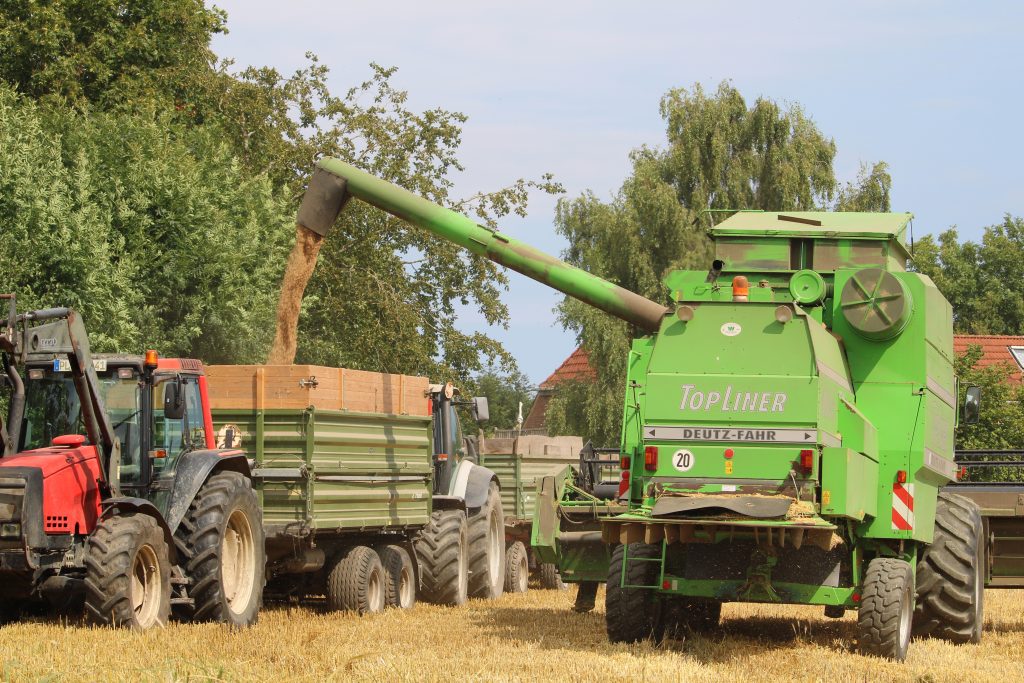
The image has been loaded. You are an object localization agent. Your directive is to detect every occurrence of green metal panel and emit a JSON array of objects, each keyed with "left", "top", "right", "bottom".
[
  {"left": 821, "top": 447, "right": 878, "bottom": 520},
  {"left": 478, "top": 453, "right": 520, "bottom": 519},
  {"left": 212, "top": 407, "right": 432, "bottom": 533},
  {"left": 479, "top": 452, "right": 579, "bottom": 522}
]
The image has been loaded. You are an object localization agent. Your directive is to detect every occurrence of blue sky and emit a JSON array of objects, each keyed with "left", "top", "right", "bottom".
[{"left": 213, "top": 1, "right": 1023, "bottom": 385}]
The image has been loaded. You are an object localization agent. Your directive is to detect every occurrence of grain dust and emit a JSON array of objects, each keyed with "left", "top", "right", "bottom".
[{"left": 267, "top": 224, "right": 325, "bottom": 365}]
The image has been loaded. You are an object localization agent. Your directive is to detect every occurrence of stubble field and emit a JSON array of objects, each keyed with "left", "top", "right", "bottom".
[{"left": 1, "top": 586, "right": 1022, "bottom": 682}]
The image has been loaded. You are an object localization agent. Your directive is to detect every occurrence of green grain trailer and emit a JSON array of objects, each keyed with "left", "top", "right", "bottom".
[
  {"left": 477, "top": 434, "right": 583, "bottom": 591},
  {"left": 206, "top": 364, "right": 502, "bottom": 613},
  {"left": 295, "top": 159, "right": 986, "bottom": 660}
]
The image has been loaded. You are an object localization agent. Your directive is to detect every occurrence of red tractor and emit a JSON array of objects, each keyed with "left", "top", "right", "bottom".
[{"left": 0, "top": 296, "right": 264, "bottom": 628}]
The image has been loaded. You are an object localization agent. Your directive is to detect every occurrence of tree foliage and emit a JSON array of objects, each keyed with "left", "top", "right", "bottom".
[
  {"left": 471, "top": 369, "right": 534, "bottom": 433},
  {"left": 0, "top": 86, "right": 291, "bottom": 360},
  {"left": 547, "top": 82, "right": 888, "bottom": 445},
  {"left": 0, "top": 0, "right": 225, "bottom": 110},
  {"left": 913, "top": 215, "right": 1024, "bottom": 335},
  {"left": 954, "top": 345, "right": 1024, "bottom": 451},
  {"left": 0, "top": 2, "right": 559, "bottom": 385}
]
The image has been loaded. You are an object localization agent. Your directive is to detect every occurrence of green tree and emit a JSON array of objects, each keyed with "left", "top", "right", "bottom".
[
  {"left": 0, "top": 85, "right": 291, "bottom": 360},
  {"left": 913, "top": 215, "right": 1024, "bottom": 334},
  {"left": 0, "top": 3, "right": 561, "bottom": 384},
  {"left": 836, "top": 162, "right": 892, "bottom": 212},
  {"left": 0, "top": 0, "right": 224, "bottom": 109},
  {"left": 471, "top": 370, "right": 535, "bottom": 433},
  {"left": 547, "top": 82, "right": 884, "bottom": 445},
  {"left": 954, "top": 345, "right": 1024, "bottom": 450}
]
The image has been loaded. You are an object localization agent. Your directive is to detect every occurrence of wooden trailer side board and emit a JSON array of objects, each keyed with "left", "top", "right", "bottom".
[{"left": 205, "top": 364, "right": 430, "bottom": 416}]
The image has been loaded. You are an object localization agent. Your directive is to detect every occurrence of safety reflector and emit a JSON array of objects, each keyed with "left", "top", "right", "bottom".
[
  {"left": 617, "top": 471, "right": 630, "bottom": 498},
  {"left": 891, "top": 482, "right": 915, "bottom": 531}
]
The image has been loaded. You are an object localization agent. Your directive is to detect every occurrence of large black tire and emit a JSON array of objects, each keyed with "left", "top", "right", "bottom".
[
  {"left": 857, "top": 557, "right": 914, "bottom": 660},
  {"left": 377, "top": 544, "right": 416, "bottom": 609},
  {"left": 327, "top": 545, "right": 386, "bottom": 614},
  {"left": 414, "top": 508, "right": 468, "bottom": 605},
  {"left": 659, "top": 597, "right": 721, "bottom": 639},
  {"left": 176, "top": 471, "right": 264, "bottom": 626},
  {"left": 504, "top": 541, "right": 529, "bottom": 594},
  {"left": 606, "top": 543, "right": 661, "bottom": 643},
  {"left": 467, "top": 482, "right": 505, "bottom": 599},
  {"left": 913, "top": 492, "right": 985, "bottom": 644},
  {"left": 539, "top": 563, "right": 566, "bottom": 590},
  {"left": 84, "top": 513, "right": 171, "bottom": 629}
]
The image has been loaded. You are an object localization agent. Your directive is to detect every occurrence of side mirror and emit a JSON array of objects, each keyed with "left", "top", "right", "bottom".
[
  {"left": 963, "top": 385, "right": 981, "bottom": 425},
  {"left": 471, "top": 396, "right": 489, "bottom": 424},
  {"left": 163, "top": 377, "right": 186, "bottom": 420}
]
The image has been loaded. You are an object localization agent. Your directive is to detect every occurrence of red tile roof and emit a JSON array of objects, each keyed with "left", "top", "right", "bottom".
[
  {"left": 953, "top": 335, "right": 1024, "bottom": 383},
  {"left": 539, "top": 346, "right": 596, "bottom": 390}
]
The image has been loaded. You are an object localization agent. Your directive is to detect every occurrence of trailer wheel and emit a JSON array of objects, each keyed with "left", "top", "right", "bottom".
[
  {"left": 177, "top": 471, "right": 265, "bottom": 626},
  {"left": 327, "top": 545, "right": 386, "bottom": 614},
  {"left": 913, "top": 492, "right": 985, "bottom": 643},
  {"left": 378, "top": 544, "right": 416, "bottom": 609},
  {"left": 539, "top": 562, "right": 566, "bottom": 590},
  {"left": 659, "top": 597, "right": 721, "bottom": 639},
  {"left": 857, "top": 557, "right": 914, "bottom": 660},
  {"left": 606, "top": 543, "right": 661, "bottom": 643},
  {"left": 84, "top": 512, "right": 171, "bottom": 629},
  {"left": 414, "top": 508, "right": 468, "bottom": 605},
  {"left": 504, "top": 541, "right": 529, "bottom": 594},
  {"left": 467, "top": 481, "right": 505, "bottom": 599}
]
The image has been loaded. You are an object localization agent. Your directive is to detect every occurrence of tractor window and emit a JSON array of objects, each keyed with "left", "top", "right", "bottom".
[
  {"left": 152, "top": 378, "right": 184, "bottom": 474},
  {"left": 151, "top": 375, "right": 204, "bottom": 475},
  {"left": 183, "top": 377, "right": 206, "bottom": 448},
  {"left": 448, "top": 404, "right": 464, "bottom": 459},
  {"left": 20, "top": 368, "right": 142, "bottom": 486},
  {"left": 104, "top": 376, "right": 143, "bottom": 486},
  {"left": 21, "top": 373, "right": 82, "bottom": 450}
]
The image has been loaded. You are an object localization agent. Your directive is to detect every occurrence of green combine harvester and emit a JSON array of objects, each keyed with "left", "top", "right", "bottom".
[{"left": 301, "top": 158, "right": 985, "bottom": 660}]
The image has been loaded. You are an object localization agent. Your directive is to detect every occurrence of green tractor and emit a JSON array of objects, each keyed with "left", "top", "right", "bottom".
[{"left": 297, "top": 159, "right": 983, "bottom": 660}]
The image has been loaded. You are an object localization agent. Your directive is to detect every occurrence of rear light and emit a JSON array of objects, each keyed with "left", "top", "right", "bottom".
[
  {"left": 799, "top": 449, "right": 814, "bottom": 473},
  {"left": 436, "top": 453, "right": 448, "bottom": 461},
  {"left": 620, "top": 456, "right": 631, "bottom": 470},
  {"left": 617, "top": 470, "right": 630, "bottom": 498},
  {"left": 644, "top": 446, "right": 658, "bottom": 471},
  {"left": 896, "top": 469, "right": 907, "bottom": 484},
  {"left": 662, "top": 580, "right": 671, "bottom": 590},
  {"left": 724, "top": 448, "right": 734, "bottom": 459}
]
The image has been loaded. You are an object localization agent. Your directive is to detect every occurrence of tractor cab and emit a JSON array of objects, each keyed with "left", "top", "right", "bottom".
[{"left": 16, "top": 354, "right": 215, "bottom": 505}]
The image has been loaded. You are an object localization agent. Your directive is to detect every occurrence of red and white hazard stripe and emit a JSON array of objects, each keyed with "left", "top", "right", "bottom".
[{"left": 891, "top": 482, "right": 915, "bottom": 531}]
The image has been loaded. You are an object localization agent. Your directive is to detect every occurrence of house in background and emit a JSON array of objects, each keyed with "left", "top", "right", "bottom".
[
  {"left": 954, "top": 335, "right": 1024, "bottom": 383},
  {"left": 522, "top": 347, "right": 595, "bottom": 433},
  {"left": 525, "top": 335, "right": 1024, "bottom": 433}
]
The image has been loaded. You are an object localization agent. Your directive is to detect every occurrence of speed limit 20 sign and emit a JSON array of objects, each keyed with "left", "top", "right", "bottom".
[{"left": 672, "top": 449, "right": 695, "bottom": 472}]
